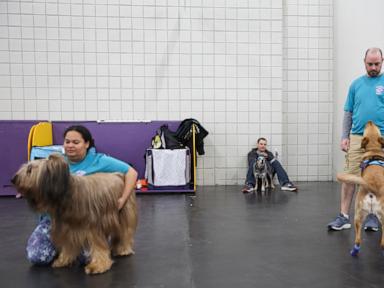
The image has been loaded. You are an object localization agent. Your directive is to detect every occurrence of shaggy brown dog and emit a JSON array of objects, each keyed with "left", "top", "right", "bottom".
[
  {"left": 337, "top": 121, "right": 384, "bottom": 256},
  {"left": 12, "top": 154, "right": 137, "bottom": 274}
]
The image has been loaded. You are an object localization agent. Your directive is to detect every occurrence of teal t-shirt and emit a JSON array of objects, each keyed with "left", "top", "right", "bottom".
[
  {"left": 67, "top": 147, "right": 130, "bottom": 176},
  {"left": 344, "top": 74, "right": 384, "bottom": 135},
  {"left": 39, "top": 148, "right": 130, "bottom": 221}
]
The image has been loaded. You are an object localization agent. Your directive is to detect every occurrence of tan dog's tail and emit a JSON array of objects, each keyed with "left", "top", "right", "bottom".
[{"left": 336, "top": 173, "right": 368, "bottom": 188}]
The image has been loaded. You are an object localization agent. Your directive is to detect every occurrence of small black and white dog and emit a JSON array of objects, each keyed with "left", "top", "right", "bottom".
[{"left": 253, "top": 155, "right": 275, "bottom": 192}]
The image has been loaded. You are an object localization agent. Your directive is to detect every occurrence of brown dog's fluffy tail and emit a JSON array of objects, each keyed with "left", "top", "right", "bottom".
[{"left": 336, "top": 173, "right": 368, "bottom": 188}]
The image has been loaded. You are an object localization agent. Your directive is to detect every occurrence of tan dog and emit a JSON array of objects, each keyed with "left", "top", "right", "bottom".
[
  {"left": 337, "top": 121, "right": 384, "bottom": 256},
  {"left": 12, "top": 154, "right": 137, "bottom": 274}
]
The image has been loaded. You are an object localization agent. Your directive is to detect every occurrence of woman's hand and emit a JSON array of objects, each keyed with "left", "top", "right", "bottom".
[
  {"left": 117, "top": 196, "right": 127, "bottom": 210},
  {"left": 118, "top": 167, "right": 138, "bottom": 210}
]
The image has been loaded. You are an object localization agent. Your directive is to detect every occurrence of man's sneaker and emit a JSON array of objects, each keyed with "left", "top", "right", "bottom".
[
  {"left": 241, "top": 183, "right": 254, "bottom": 193},
  {"left": 364, "top": 213, "right": 380, "bottom": 232},
  {"left": 281, "top": 182, "right": 297, "bottom": 192},
  {"left": 327, "top": 214, "right": 351, "bottom": 231}
]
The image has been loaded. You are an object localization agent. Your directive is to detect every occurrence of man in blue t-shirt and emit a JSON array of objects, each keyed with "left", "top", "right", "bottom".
[{"left": 328, "top": 47, "right": 384, "bottom": 231}]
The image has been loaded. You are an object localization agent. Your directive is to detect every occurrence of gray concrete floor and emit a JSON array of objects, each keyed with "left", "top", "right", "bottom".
[{"left": 1, "top": 182, "right": 384, "bottom": 288}]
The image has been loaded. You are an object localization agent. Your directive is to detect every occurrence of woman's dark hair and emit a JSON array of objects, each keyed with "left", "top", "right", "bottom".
[{"left": 63, "top": 125, "right": 95, "bottom": 151}]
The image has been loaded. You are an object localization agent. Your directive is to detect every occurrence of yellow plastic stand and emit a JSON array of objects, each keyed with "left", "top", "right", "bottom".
[
  {"left": 27, "top": 125, "right": 35, "bottom": 161},
  {"left": 192, "top": 124, "right": 197, "bottom": 191},
  {"left": 32, "top": 122, "right": 53, "bottom": 146},
  {"left": 27, "top": 122, "right": 53, "bottom": 160}
]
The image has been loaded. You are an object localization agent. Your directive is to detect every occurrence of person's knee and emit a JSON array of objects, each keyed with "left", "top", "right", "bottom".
[
  {"left": 26, "top": 255, "right": 50, "bottom": 266},
  {"left": 26, "top": 245, "right": 55, "bottom": 265},
  {"left": 26, "top": 225, "right": 56, "bottom": 265},
  {"left": 249, "top": 158, "right": 256, "bottom": 166},
  {"left": 270, "top": 159, "right": 281, "bottom": 169},
  {"left": 248, "top": 159, "right": 256, "bottom": 171}
]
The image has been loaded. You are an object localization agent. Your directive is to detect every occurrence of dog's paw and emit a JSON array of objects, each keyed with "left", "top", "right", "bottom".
[
  {"left": 52, "top": 257, "right": 72, "bottom": 268},
  {"left": 84, "top": 259, "right": 113, "bottom": 275},
  {"left": 113, "top": 246, "right": 135, "bottom": 257}
]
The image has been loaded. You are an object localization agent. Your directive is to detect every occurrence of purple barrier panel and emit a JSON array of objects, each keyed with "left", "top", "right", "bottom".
[
  {"left": 0, "top": 120, "right": 188, "bottom": 196},
  {"left": 51, "top": 121, "right": 181, "bottom": 179},
  {"left": 0, "top": 120, "right": 41, "bottom": 196}
]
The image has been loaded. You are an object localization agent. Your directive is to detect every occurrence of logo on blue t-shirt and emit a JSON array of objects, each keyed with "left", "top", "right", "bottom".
[
  {"left": 74, "top": 170, "right": 86, "bottom": 176},
  {"left": 376, "top": 85, "right": 384, "bottom": 95}
]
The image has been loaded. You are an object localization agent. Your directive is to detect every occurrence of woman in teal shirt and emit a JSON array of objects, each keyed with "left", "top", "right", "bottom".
[{"left": 26, "top": 125, "right": 138, "bottom": 265}]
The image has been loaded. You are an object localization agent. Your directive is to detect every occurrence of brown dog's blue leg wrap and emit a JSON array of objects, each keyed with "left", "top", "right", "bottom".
[{"left": 350, "top": 244, "right": 360, "bottom": 257}]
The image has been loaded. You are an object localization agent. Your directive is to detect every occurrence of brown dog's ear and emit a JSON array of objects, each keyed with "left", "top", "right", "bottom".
[
  {"left": 361, "top": 137, "right": 369, "bottom": 149},
  {"left": 379, "top": 137, "right": 384, "bottom": 148}
]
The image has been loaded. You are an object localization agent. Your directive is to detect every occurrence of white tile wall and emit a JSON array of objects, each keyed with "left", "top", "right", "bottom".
[
  {"left": 283, "top": 0, "right": 333, "bottom": 181},
  {"left": 0, "top": 0, "right": 333, "bottom": 185}
]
